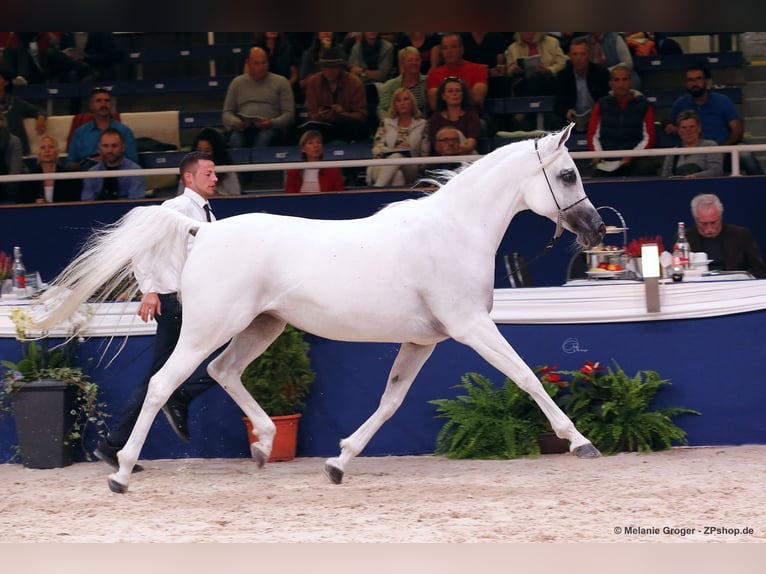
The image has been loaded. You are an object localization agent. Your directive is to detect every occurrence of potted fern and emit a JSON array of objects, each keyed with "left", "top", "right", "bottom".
[
  {"left": 240, "top": 325, "right": 316, "bottom": 461},
  {"left": 429, "top": 372, "right": 551, "bottom": 459},
  {"left": 555, "top": 360, "right": 701, "bottom": 454},
  {"left": 1, "top": 307, "right": 110, "bottom": 468},
  {"left": 429, "top": 360, "right": 700, "bottom": 459}
]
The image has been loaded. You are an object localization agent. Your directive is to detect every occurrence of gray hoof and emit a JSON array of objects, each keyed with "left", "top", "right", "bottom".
[
  {"left": 573, "top": 443, "right": 602, "bottom": 458},
  {"left": 324, "top": 462, "right": 344, "bottom": 485},
  {"left": 251, "top": 444, "right": 268, "bottom": 469},
  {"left": 108, "top": 478, "right": 128, "bottom": 494}
]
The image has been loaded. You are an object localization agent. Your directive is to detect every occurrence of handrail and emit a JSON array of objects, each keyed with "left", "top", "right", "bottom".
[{"left": 2, "top": 143, "right": 766, "bottom": 185}]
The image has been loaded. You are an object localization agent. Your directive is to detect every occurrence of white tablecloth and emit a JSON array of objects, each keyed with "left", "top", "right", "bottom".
[{"left": 491, "top": 275, "right": 766, "bottom": 324}]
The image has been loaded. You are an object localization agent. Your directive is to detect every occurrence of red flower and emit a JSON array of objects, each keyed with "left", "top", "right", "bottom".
[
  {"left": 625, "top": 235, "right": 665, "bottom": 258},
  {"left": 537, "top": 365, "right": 568, "bottom": 388},
  {"left": 0, "top": 251, "right": 11, "bottom": 281},
  {"left": 580, "top": 360, "right": 605, "bottom": 375}
]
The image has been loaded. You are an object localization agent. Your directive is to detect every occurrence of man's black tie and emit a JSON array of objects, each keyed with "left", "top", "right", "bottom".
[{"left": 203, "top": 204, "right": 212, "bottom": 222}]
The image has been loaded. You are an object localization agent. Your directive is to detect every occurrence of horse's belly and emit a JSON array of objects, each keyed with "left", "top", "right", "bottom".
[{"left": 272, "top": 290, "right": 447, "bottom": 344}]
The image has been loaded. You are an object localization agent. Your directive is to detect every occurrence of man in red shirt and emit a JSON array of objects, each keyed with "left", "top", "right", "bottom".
[{"left": 426, "top": 33, "right": 488, "bottom": 114}]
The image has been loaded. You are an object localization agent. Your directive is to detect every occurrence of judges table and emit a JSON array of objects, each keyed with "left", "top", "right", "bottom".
[{"left": 2, "top": 274, "right": 766, "bottom": 463}]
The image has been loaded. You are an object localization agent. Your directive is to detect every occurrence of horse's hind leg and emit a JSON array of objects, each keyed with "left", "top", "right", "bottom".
[
  {"left": 207, "top": 314, "right": 287, "bottom": 467},
  {"left": 324, "top": 341, "right": 436, "bottom": 484},
  {"left": 453, "top": 315, "right": 600, "bottom": 458}
]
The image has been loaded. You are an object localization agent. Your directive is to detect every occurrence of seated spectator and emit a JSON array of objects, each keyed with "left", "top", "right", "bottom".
[
  {"left": 177, "top": 128, "right": 241, "bottom": 196},
  {"left": 223, "top": 46, "right": 295, "bottom": 149},
  {"left": 659, "top": 110, "right": 723, "bottom": 178},
  {"left": 586, "top": 32, "right": 641, "bottom": 90},
  {"left": 18, "top": 134, "right": 81, "bottom": 203},
  {"left": 427, "top": 76, "right": 481, "bottom": 156},
  {"left": 81, "top": 128, "right": 145, "bottom": 201},
  {"left": 377, "top": 46, "right": 428, "bottom": 121},
  {"left": 553, "top": 35, "right": 610, "bottom": 133},
  {"left": 349, "top": 32, "right": 395, "bottom": 134},
  {"left": 427, "top": 33, "right": 488, "bottom": 115},
  {"left": 298, "top": 32, "right": 346, "bottom": 93},
  {"left": 431, "top": 126, "right": 475, "bottom": 170},
  {"left": 461, "top": 32, "right": 509, "bottom": 99},
  {"left": 504, "top": 32, "right": 566, "bottom": 97},
  {"left": 1, "top": 33, "right": 57, "bottom": 85},
  {"left": 0, "top": 111, "right": 23, "bottom": 203},
  {"left": 586, "top": 63, "right": 656, "bottom": 177},
  {"left": 284, "top": 129, "right": 345, "bottom": 193},
  {"left": 687, "top": 193, "right": 766, "bottom": 278},
  {"left": 366, "top": 87, "right": 430, "bottom": 187},
  {"left": 0, "top": 66, "right": 46, "bottom": 155},
  {"left": 302, "top": 48, "right": 368, "bottom": 143},
  {"left": 664, "top": 61, "right": 763, "bottom": 175},
  {"left": 67, "top": 88, "right": 138, "bottom": 170},
  {"left": 504, "top": 32, "right": 567, "bottom": 131},
  {"left": 396, "top": 32, "right": 441, "bottom": 75},
  {"left": 348, "top": 32, "right": 395, "bottom": 85}
]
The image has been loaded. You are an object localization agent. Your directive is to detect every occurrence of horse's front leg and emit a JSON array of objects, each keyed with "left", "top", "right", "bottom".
[
  {"left": 453, "top": 315, "right": 601, "bottom": 458},
  {"left": 324, "top": 341, "right": 436, "bottom": 485}
]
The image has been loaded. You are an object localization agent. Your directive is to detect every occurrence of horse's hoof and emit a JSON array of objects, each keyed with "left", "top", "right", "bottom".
[
  {"left": 573, "top": 443, "right": 601, "bottom": 458},
  {"left": 107, "top": 477, "right": 128, "bottom": 494},
  {"left": 324, "top": 462, "right": 344, "bottom": 485},
  {"left": 251, "top": 444, "right": 268, "bottom": 469}
]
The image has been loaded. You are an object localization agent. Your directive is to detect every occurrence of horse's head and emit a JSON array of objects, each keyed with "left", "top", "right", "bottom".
[{"left": 528, "top": 124, "right": 604, "bottom": 250}]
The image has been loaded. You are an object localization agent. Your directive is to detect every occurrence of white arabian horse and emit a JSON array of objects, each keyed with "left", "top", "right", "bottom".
[{"left": 34, "top": 124, "right": 605, "bottom": 493}]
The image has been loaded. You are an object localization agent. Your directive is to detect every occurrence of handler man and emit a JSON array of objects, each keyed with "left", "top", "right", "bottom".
[{"left": 94, "top": 151, "right": 220, "bottom": 471}]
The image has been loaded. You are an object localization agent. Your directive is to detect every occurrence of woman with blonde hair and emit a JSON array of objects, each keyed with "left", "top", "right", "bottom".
[
  {"left": 367, "top": 87, "right": 430, "bottom": 187},
  {"left": 19, "top": 133, "right": 81, "bottom": 203}
]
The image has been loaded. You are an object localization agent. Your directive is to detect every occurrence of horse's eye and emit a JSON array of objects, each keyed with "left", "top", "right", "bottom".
[{"left": 560, "top": 169, "right": 577, "bottom": 184}]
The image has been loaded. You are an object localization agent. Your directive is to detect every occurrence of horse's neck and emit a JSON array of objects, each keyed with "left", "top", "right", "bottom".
[{"left": 432, "top": 147, "right": 532, "bottom": 250}]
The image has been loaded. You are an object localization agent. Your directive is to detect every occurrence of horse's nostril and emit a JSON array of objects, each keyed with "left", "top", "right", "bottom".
[{"left": 597, "top": 223, "right": 606, "bottom": 236}]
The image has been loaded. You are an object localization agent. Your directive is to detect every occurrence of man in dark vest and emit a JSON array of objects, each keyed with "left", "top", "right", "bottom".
[{"left": 586, "top": 63, "right": 656, "bottom": 177}]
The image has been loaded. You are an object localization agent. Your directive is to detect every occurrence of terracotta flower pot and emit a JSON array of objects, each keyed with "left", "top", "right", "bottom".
[{"left": 242, "top": 414, "right": 301, "bottom": 462}]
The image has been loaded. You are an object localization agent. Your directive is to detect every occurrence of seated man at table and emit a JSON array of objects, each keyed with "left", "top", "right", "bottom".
[
  {"left": 81, "top": 128, "right": 145, "bottom": 201},
  {"left": 687, "top": 193, "right": 766, "bottom": 278}
]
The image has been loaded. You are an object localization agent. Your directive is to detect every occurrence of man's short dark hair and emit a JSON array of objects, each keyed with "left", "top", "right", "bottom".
[
  {"left": 179, "top": 150, "right": 213, "bottom": 176},
  {"left": 687, "top": 61, "right": 711, "bottom": 79},
  {"left": 100, "top": 127, "right": 124, "bottom": 143}
]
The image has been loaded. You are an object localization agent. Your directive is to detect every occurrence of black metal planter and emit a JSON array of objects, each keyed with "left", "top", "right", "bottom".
[{"left": 11, "top": 379, "right": 76, "bottom": 469}]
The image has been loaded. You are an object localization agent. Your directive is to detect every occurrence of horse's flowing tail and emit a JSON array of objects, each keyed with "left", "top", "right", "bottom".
[{"left": 34, "top": 205, "right": 201, "bottom": 332}]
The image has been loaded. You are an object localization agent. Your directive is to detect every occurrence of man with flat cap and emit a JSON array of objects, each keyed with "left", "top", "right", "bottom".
[{"left": 302, "top": 47, "right": 368, "bottom": 143}]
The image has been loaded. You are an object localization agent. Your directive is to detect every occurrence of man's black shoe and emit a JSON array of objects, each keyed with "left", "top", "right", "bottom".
[
  {"left": 93, "top": 441, "right": 144, "bottom": 473},
  {"left": 162, "top": 398, "right": 190, "bottom": 442}
]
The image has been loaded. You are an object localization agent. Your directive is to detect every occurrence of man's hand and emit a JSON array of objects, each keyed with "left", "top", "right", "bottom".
[{"left": 138, "top": 292, "right": 161, "bottom": 323}]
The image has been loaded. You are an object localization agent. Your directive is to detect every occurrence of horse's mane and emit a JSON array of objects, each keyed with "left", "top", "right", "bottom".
[{"left": 376, "top": 135, "right": 552, "bottom": 215}]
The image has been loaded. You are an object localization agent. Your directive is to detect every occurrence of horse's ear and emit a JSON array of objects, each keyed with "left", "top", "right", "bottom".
[{"left": 556, "top": 123, "right": 575, "bottom": 150}]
